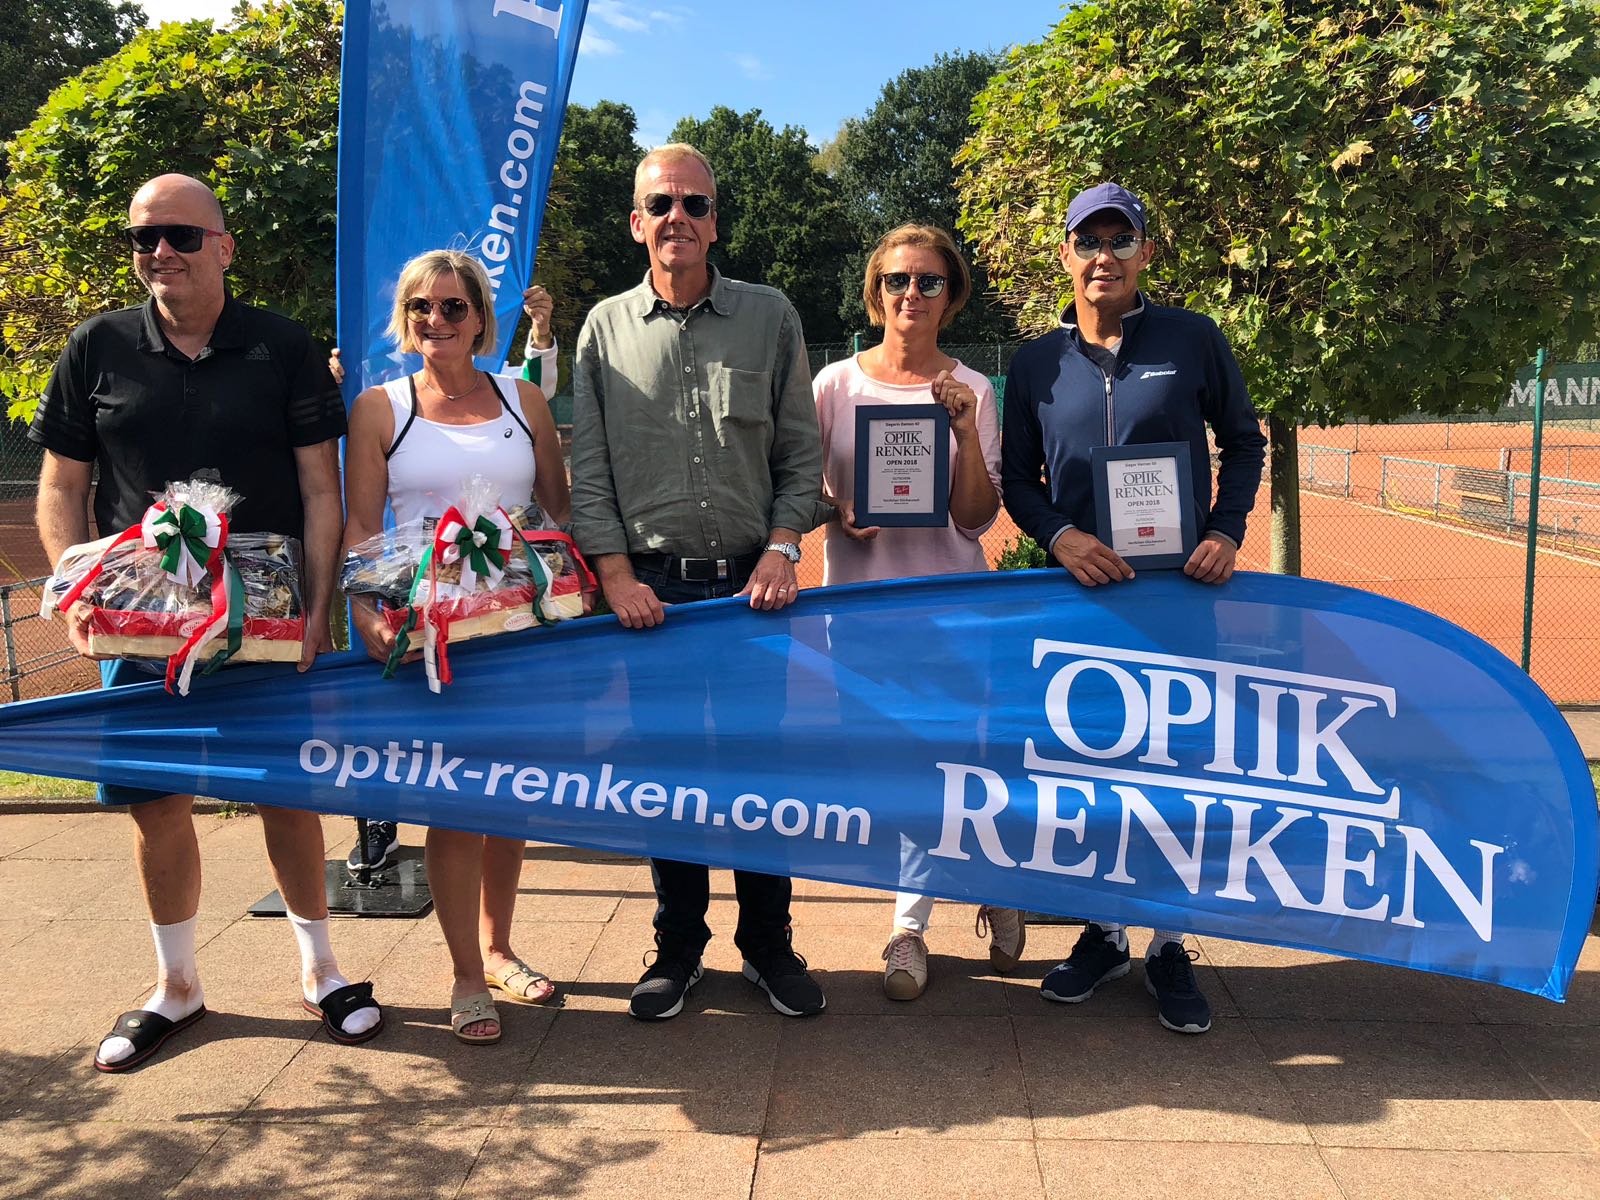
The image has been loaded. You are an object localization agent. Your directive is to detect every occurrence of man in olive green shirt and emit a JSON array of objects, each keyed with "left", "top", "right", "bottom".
[{"left": 571, "top": 141, "right": 826, "bottom": 1023}]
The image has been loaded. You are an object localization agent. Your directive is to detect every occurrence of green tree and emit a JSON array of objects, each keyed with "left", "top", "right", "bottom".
[
  {"left": 0, "top": 0, "right": 147, "bottom": 144},
  {"left": 958, "top": 0, "right": 1600, "bottom": 572},
  {"left": 669, "top": 106, "right": 853, "bottom": 343},
  {"left": 834, "top": 50, "right": 1013, "bottom": 343},
  {"left": 1, "top": 0, "right": 342, "bottom": 420}
]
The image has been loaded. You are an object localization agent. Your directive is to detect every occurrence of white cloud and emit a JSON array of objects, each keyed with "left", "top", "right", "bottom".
[
  {"left": 580, "top": 32, "right": 623, "bottom": 57},
  {"left": 732, "top": 53, "right": 772, "bottom": 81},
  {"left": 590, "top": 0, "right": 649, "bottom": 32}
]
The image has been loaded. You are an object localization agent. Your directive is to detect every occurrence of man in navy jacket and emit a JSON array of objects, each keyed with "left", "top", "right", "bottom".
[{"left": 1000, "top": 182, "right": 1266, "bottom": 1033}]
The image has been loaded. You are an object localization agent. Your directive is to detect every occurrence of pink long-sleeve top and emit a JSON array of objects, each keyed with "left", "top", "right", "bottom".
[{"left": 813, "top": 355, "right": 1002, "bottom": 586}]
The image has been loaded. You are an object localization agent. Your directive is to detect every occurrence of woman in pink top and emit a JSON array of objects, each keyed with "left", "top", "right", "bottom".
[{"left": 812, "top": 224, "right": 1023, "bottom": 1000}]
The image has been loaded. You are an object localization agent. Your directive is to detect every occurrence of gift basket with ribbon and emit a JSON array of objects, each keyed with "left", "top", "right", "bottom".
[
  {"left": 42, "top": 477, "right": 305, "bottom": 695},
  {"left": 341, "top": 476, "right": 595, "bottom": 692}
]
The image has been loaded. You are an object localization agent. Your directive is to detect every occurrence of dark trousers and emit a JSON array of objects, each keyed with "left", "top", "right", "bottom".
[{"left": 632, "top": 553, "right": 794, "bottom": 960}]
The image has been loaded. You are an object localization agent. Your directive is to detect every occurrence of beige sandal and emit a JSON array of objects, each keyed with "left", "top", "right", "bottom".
[
  {"left": 450, "top": 991, "right": 501, "bottom": 1044},
  {"left": 486, "top": 959, "right": 558, "bottom": 1005}
]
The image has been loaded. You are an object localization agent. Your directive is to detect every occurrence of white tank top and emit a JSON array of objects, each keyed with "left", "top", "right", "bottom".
[{"left": 382, "top": 374, "right": 538, "bottom": 526}]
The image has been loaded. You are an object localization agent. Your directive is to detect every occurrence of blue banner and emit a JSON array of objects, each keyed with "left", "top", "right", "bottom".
[
  {"left": 2, "top": 573, "right": 1592, "bottom": 999},
  {"left": 335, "top": 0, "right": 586, "bottom": 395}
]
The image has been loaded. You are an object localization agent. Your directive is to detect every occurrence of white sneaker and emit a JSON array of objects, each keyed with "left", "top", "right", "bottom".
[
  {"left": 976, "top": 906, "right": 1026, "bottom": 973},
  {"left": 881, "top": 930, "right": 928, "bottom": 1000}
]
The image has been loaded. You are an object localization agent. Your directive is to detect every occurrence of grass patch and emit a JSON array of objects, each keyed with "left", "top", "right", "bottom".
[{"left": 0, "top": 770, "right": 97, "bottom": 800}]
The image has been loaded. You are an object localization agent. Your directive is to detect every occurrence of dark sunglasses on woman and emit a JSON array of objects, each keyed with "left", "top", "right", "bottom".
[
  {"left": 641, "top": 192, "right": 714, "bottom": 219},
  {"left": 123, "top": 224, "right": 227, "bottom": 254},
  {"left": 405, "top": 297, "right": 474, "bottom": 323},
  {"left": 881, "top": 272, "right": 947, "bottom": 298}
]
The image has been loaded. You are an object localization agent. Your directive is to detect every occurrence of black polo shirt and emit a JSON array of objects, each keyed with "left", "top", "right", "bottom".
[{"left": 28, "top": 295, "right": 346, "bottom": 537}]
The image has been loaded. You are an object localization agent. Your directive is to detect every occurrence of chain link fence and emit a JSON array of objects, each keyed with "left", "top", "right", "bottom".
[{"left": 4, "top": 349, "right": 1598, "bottom": 702}]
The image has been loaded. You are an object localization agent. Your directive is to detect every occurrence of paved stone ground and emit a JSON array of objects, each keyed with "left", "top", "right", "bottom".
[{"left": 2, "top": 807, "right": 1599, "bottom": 1200}]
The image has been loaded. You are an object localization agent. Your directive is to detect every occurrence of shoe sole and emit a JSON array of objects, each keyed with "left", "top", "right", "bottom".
[
  {"left": 742, "top": 961, "right": 825, "bottom": 1017},
  {"left": 1040, "top": 959, "right": 1131, "bottom": 1004},
  {"left": 989, "top": 921, "right": 1027, "bottom": 975},
  {"left": 94, "top": 1005, "right": 208, "bottom": 1073},
  {"left": 1144, "top": 976, "right": 1212, "bottom": 1034},
  {"left": 883, "top": 970, "right": 926, "bottom": 1001},
  {"left": 630, "top": 963, "right": 703, "bottom": 1021}
]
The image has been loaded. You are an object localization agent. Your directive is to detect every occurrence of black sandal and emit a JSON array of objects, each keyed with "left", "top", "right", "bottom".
[
  {"left": 93, "top": 1006, "right": 207, "bottom": 1073},
  {"left": 301, "top": 982, "right": 384, "bottom": 1045}
]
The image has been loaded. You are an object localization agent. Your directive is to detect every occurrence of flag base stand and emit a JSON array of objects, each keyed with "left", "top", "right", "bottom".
[{"left": 248, "top": 818, "right": 433, "bottom": 918}]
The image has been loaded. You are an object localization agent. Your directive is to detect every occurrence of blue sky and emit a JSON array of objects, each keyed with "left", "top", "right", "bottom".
[{"left": 139, "top": 1, "right": 1069, "bottom": 147}]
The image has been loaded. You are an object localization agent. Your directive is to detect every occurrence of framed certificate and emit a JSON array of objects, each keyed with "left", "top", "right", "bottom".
[
  {"left": 1090, "top": 442, "right": 1198, "bottom": 569},
  {"left": 853, "top": 404, "right": 951, "bottom": 528}
]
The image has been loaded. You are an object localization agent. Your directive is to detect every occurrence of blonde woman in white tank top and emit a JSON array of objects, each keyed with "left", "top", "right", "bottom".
[{"left": 343, "top": 251, "right": 570, "bottom": 1044}]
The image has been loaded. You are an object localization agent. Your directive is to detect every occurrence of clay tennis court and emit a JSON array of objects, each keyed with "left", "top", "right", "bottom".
[
  {"left": 4, "top": 419, "right": 1596, "bottom": 703},
  {"left": 796, "top": 419, "right": 1600, "bottom": 704}
]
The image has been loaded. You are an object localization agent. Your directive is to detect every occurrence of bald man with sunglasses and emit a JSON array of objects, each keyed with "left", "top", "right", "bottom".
[
  {"left": 30, "top": 173, "right": 382, "bottom": 1072},
  {"left": 1000, "top": 182, "right": 1266, "bottom": 1035}
]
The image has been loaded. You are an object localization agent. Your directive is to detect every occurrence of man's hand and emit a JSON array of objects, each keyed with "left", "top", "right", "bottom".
[
  {"left": 740, "top": 548, "right": 799, "bottom": 611},
  {"left": 837, "top": 502, "right": 880, "bottom": 543},
  {"left": 1184, "top": 532, "right": 1237, "bottom": 585},
  {"left": 62, "top": 600, "right": 113, "bottom": 660},
  {"left": 1052, "top": 527, "right": 1134, "bottom": 587},
  {"left": 596, "top": 560, "right": 666, "bottom": 629},
  {"left": 523, "top": 285, "right": 554, "bottom": 349},
  {"left": 298, "top": 609, "right": 335, "bottom": 672},
  {"left": 328, "top": 347, "right": 344, "bottom": 386}
]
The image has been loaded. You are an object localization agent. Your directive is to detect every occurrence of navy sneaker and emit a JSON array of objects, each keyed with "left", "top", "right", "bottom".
[
  {"left": 1144, "top": 940, "right": 1212, "bottom": 1034},
  {"left": 630, "top": 938, "right": 704, "bottom": 1021},
  {"left": 742, "top": 932, "right": 826, "bottom": 1017},
  {"left": 1040, "top": 923, "right": 1131, "bottom": 1003},
  {"left": 346, "top": 820, "right": 399, "bottom": 871}
]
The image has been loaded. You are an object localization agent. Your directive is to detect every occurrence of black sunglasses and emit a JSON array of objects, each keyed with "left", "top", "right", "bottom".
[
  {"left": 641, "top": 192, "right": 714, "bottom": 219},
  {"left": 405, "top": 297, "right": 473, "bottom": 324},
  {"left": 1069, "top": 232, "right": 1146, "bottom": 260},
  {"left": 881, "top": 272, "right": 947, "bottom": 298},
  {"left": 123, "top": 224, "right": 227, "bottom": 254}
]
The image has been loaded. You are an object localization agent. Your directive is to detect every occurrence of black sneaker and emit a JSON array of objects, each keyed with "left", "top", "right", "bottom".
[
  {"left": 1144, "top": 940, "right": 1212, "bottom": 1034},
  {"left": 741, "top": 932, "right": 825, "bottom": 1017},
  {"left": 346, "top": 820, "right": 399, "bottom": 871},
  {"left": 630, "top": 939, "right": 704, "bottom": 1021},
  {"left": 1040, "top": 922, "right": 1131, "bottom": 1003}
]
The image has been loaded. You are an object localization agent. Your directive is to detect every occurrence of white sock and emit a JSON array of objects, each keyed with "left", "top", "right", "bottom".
[
  {"left": 98, "top": 916, "right": 204, "bottom": 1066},
  {"left": 1095, "top": 922, "right": 1130, "bottom": 951},
  {"left": 1148, "top": 930, "right": 1187, "bottom": 957},
  {"left": 287, "top": 910, "right": 380, "bottom": 1037}
]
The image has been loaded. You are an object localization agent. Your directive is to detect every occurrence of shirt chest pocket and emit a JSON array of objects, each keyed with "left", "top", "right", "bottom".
[{"left": 709, "top": 365, "right": 772, "bottom": 441}]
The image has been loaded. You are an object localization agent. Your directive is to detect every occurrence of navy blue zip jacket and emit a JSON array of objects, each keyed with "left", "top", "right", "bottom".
[{"left": 1001, "top": 294, "right": 1266, "bottom": 556}]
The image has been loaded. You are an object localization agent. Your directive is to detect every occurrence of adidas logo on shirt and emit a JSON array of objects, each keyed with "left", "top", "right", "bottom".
[{"left": 244, "top": 342, "right": 272, "bottom": 361}]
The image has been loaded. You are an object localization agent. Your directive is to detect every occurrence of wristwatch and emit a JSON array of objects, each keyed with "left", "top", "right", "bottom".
[{"left": 763, "top": 541, "right": 802, "bottom": 564}]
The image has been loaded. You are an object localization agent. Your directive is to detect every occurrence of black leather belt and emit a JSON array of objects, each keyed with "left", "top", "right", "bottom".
[{"left": 631, "top": 550, "right": 763, "bottom": 582}]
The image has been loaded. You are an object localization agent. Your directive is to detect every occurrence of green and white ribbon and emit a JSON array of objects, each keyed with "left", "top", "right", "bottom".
[{"left": 141, "top": 502, "right": 222, "bottom": 588}]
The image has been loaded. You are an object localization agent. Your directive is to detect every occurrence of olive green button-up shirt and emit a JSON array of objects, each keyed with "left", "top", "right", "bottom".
[{"left": 571, "top": 268, "right": 824, "bottom": 560}]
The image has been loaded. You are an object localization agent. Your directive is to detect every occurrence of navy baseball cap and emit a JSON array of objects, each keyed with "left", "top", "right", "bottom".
[{"left": 1065, "top": 182, "right": 1148, "bottom": 233}]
